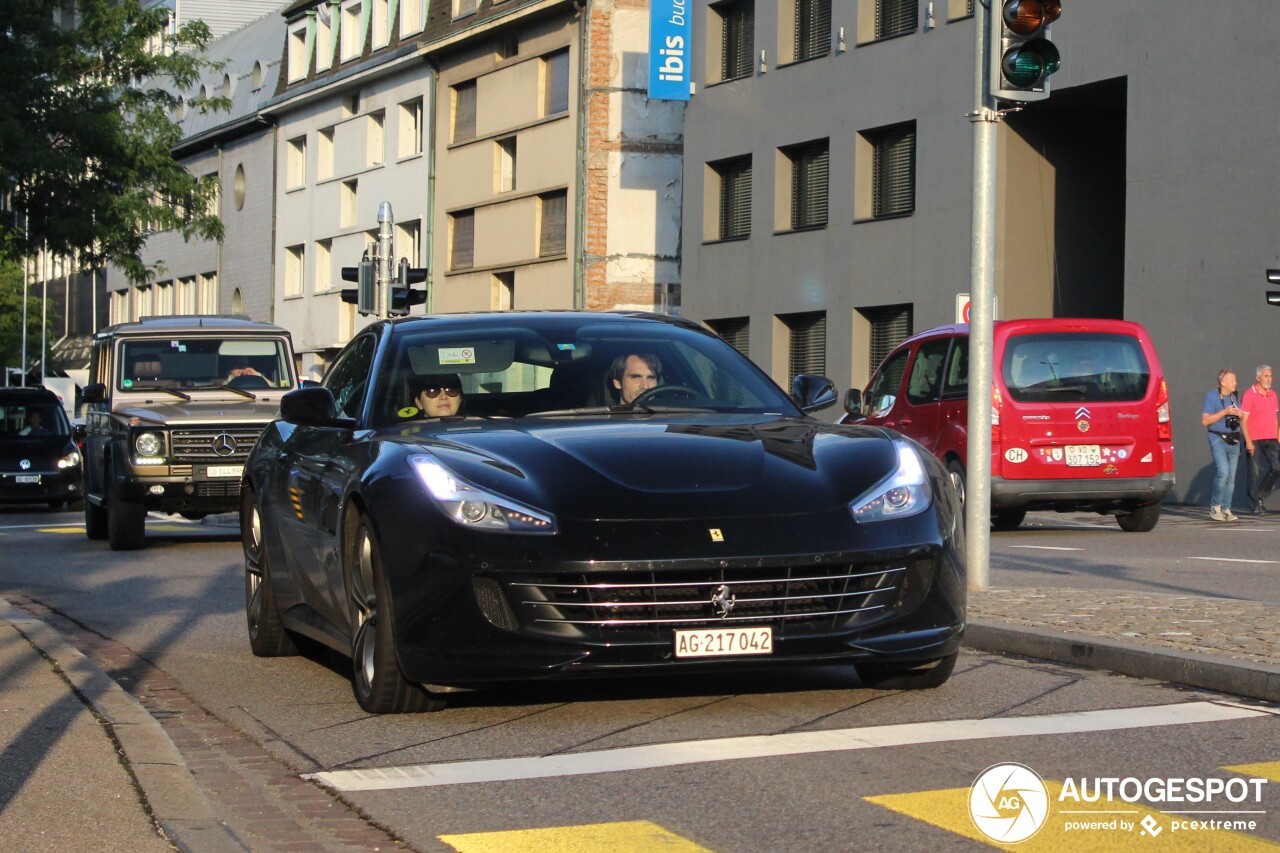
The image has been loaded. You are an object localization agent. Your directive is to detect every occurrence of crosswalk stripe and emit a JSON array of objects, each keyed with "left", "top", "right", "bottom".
[
  {"left": 438, "top": 821, "right": 712, "bottom": 853},
  {"left": 306, "top": 701, "right": 1267, "bottom": 793},
  {"left": 866, "top": 781, "right": 1278, "bottom": 851},
  {"left": 1225, "top": 762, "right": 1280, "bottom": 783}
]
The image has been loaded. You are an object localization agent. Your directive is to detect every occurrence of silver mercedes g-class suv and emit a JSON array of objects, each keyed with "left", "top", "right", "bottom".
[{"left": 81, "top": 316, "right": 298, "bottom": 550}]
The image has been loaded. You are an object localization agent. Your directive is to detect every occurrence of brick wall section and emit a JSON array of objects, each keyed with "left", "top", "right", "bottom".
[{"left": 582, "top": 0, "right": 614, "bottom": 311}]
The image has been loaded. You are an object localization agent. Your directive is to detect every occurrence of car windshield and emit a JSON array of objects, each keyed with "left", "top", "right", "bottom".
[
  {"left": 1, "top": 401, "right": 71, "bottom": 437},
  {"left": 118, "top": 338, "right": 293, "bottom": 392},
  {"left": 370, "top": 318, "right": 799, "bottom": 428},
  {"left": 1003, "top": 332, "right": 1151, "bottom": 403}
]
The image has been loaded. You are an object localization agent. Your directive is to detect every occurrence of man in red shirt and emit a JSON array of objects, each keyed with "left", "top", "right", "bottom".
[{"left": 1241, "top": 364, "right": 1280, "bottom": 515}]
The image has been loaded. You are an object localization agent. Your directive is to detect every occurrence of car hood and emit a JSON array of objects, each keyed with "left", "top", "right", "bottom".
[
  {"left": 111, "top": 397, "right": 284, "bottom": 425},
  {"left": 389, "top": 415, "right": 900, "bottom": 521}
]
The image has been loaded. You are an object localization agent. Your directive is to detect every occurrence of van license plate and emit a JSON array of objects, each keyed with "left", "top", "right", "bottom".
[
  {"left": 674, "top": 626, "right": 772, "bottom": 658},
  {"left": 1065, "top": 445, "right": 1102, "bottom": 467}
]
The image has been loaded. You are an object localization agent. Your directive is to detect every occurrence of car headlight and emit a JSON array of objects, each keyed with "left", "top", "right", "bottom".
[
  {"left": 132, "top": 427, "right": 163, "bottom": 461},
  {"left": 57, "top": 450, "right": 81, "bottom": 469},
  {"left": 850, "top": 440, "right": 932, "bottom": 522},
  {"left": 409, "top": 454, "right": 557, "bottom": 534}
]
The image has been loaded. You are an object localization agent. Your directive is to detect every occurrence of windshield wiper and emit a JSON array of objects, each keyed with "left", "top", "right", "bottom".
[
  {"left": 129, "top": 385, "right": 191, "bottom": 401},
  {"left": 187, "top": 383, "right": 257, "bottom": 400}
]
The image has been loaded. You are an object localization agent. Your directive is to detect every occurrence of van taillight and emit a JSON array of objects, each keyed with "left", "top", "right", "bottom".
[
  {"left": 1156, "top": 379, "right": 1172, "bottom": 440},
  {"left": 991, "top": 387, "right": 1002, "bottom": 443}
]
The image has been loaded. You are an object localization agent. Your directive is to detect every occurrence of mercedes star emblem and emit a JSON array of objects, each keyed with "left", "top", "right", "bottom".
[{"left": 211, "top": 433, "right": 238, "bottom": 457}]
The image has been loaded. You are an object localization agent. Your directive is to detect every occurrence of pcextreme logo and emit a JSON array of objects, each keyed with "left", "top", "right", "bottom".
[{"left": 969, "top": 762, "right": 1050, "bottom": 843}]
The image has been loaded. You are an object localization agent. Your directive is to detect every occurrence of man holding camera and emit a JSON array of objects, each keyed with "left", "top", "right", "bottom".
[
  {"left": 1241, "top": 364, "right": 1280, "bottom": 516},
  {"left": 1202, "top": 369, "right": 1245, "bottom": 521}
]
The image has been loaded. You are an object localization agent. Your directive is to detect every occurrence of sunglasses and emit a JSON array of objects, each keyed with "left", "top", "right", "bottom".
[{"left": 422, "top": 386, "right": 461, "bottom": 399}]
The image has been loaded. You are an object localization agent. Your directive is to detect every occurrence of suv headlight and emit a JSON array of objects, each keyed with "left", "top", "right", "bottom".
[
  {"left": 133, "top": 431, "right": 165, "bottom": 462},
  {"left": 850, "top": 440, "right": 932, "bottom": 522},
  {"left": 409, "top": 453, "right": 556, "bottom": 534}
]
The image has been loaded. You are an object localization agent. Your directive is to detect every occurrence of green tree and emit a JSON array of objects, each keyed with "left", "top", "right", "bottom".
[
  {"left": 0, "top": 259, "right": 58, "bottom": 377},
  {"left": 0, "top": 0, "right": 225, "bottom": 284}
]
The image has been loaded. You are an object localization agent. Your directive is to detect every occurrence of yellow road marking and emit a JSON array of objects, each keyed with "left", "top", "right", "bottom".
[
  {"left": 866, "top": 781, "right": 1278, "bottom": 851},
  {"left": 1225, "top": 762, "right": 1280, "bottom": 783},
  {"left": 439, "top": 821, "right": 713, "bottom": 853},
  {"left": 38, "top": 527, "right": 85, "bottom": 534}
]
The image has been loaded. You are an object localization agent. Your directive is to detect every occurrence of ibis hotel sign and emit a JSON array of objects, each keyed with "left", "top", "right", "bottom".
[{"left": 648, "top": 0, "right": 690, "bottom": 100}]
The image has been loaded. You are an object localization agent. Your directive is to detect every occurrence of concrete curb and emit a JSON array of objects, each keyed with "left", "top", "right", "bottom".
[
  {"left": 965, "top": 619, "right": 1280, "bottom": 704},
  {"left": 0, "top": 600, "right": 248, "bottom": 853}
]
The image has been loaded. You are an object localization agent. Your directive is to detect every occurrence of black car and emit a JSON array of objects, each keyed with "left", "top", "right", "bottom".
[
  {"left": 242, "top": 312, "right": 965, "bottom": 713},
  {"left": 0, "top": 387, "right": 83, "bottom": 510}
]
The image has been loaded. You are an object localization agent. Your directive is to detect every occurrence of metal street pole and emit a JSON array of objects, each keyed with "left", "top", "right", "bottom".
[
  {"left": 377, "top": 201, "right": 395, "bottom": 319},
  {"left": 21, "top": 218, "right": 29, "bottom": 384},
  {"left": 966, "top": 0, "right": 999, "bottom": 592}
]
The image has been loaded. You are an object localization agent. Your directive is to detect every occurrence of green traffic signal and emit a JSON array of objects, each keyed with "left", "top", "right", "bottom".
[{"left": 1001, "top": 38, "right": 1061, "bottom": 88}]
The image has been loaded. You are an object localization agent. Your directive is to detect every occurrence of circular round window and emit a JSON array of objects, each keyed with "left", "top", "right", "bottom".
[{"left": 233, "top": 164, "right": 246, "bottom": 210}]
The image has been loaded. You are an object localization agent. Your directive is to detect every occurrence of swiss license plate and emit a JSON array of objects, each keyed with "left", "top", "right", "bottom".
[
  {"left": 205, "top": 465, "right": 244, "bottom": 479},
  {"left": 674, "top": 626, "right": 773, "bottom": 658},
  {"left": 15, "top": 474, "right": 40, "bottom": 484},
  {"left": 1065, "top": 444, "right": 1102, "bottom": 467}
]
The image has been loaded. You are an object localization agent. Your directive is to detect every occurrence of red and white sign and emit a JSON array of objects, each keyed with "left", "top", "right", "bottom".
[{"left": 956, "top": 294, "right": 998, "bottom": 324}]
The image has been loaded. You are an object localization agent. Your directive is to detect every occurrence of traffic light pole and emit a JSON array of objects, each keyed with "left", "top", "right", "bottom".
[{"left": 967, "top": 0, "right": 999, "bottom": 592}]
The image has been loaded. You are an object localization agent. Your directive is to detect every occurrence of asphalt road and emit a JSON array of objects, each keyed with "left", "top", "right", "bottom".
[{"left": 1, "top": 504, "right": 1278, "bottom": 852}]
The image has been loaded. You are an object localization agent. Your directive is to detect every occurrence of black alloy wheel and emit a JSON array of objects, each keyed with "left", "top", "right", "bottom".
[
  {"left": 243, "top": 489, "right": 297, "bottom": 657},
  {"left": 106, "top": 464, "right": 146, "bottom": 551},
  {"left": 991, "top": 508, "right": 1027, "bottom": 531},
  {"left": 346, "top": 513, "right": 445, "bottom": 714},
  {"left": 1117, "top": 502, "right": 1161, "bottom": 533}
]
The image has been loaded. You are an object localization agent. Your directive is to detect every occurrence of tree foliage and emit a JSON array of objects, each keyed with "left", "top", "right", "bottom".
[{"left": 0, "top": 0, "right": 225, "bottom": 283}]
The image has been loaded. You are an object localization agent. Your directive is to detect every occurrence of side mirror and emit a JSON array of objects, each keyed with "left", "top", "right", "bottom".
[
  {"left": 299, "top": 378, "right": 323, "bottom": 389},
  {"left": 791, "top": 374, "right": 837, "bottom": 413},
  {"left": 82, "top": 383, "right": 106, "bottom": 403},
  {"left": 280, "top": 387, "right": 357, "bottom": 429},
  {"left": 843, "top": 388, "right": 863, "bottom": 416}
]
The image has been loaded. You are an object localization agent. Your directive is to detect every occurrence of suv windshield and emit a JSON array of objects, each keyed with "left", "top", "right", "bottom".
[
  {"left": 1003, "top": 332, "right": 1151, "bottom": 403},
  {"left": 118, "top": 338, "right": 293, "bottom": 392},
  {"left": 370, "top": 319, "right": 797, "bottom": 427}
]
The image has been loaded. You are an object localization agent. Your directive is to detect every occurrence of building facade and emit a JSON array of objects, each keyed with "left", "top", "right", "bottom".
[{"left": 679, "top": 0, "right": 1280, "bottom": 505}]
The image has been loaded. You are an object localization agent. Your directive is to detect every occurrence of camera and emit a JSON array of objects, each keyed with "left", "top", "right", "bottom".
[{"left": 1225, "top": 414, "right": 1241, "bottom": 431}]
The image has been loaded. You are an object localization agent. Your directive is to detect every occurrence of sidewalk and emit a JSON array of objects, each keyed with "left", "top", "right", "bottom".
[{"left": 1, "top": 568, "right": 1277, "bottom": 852}]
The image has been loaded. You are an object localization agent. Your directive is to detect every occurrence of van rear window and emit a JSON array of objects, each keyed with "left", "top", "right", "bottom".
[{"left": 1003, "top": 333, "right": 1150, "bottom": 403}]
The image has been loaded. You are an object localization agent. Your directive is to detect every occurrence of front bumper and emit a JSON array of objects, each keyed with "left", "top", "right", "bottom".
[
  {"left": 0, "top": 468, "right": 81, "bottom": 504},
  {"left": 113, "top": 461, "right": 245, "bottom": 511},
  {"left": 991, "top": 473, "right": 1175, "bottom": 511}
]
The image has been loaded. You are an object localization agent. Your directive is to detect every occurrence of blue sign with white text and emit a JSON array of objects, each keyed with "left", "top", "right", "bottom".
[{"left": 649, "top": 0, "right": 690, "bottom": 101}]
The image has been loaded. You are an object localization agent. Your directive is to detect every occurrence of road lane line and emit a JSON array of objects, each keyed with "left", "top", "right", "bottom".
[
  {"left": 439, "top": 821, "right": 712, "bottom": 853},
  {"left": 867, "top": 780, "right": 1277, "bottom": 851},
  {"left": 305, "top": 701, "right": 1267, "bottom": 792},
  {"left": 1007, "top": 545, "right": 1086, "bottom": 551},
  {"left": 1188, "top": 558, "right": 1280, "bottom": 565}
]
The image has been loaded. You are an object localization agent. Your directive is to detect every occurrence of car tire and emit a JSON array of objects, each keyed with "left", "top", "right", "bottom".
[
  {"left": 856, "top": 652, "right": 958, "bottom": 690},
  {"left": 243, "top": 490, "right": 297, "bottom": 657},
  {"left": 1117, "top": 502, "right": 1161, "bottom": 533},
  {"left": 347, "top": 515, "right": 446, "bottom": 714},
  {"left": 945, "top": 459, "right": 966, "bottom": 509},
  {"left": 991, "top": 508, "right": 1026, "bottom": 531},
  {"left": 84, "top": 495, "right": 108, "bottom": 540},
  {"left": 106, "top": 470, "right": 146, "bottom": 551}
]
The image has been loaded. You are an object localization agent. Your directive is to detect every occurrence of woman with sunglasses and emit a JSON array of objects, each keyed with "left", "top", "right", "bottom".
[{"left": 414, "top": 373, "right": 465, "bottom": 418}]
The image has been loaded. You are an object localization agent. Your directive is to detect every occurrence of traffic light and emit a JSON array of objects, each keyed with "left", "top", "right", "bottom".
[
  {"left": 340, "top": 258, "right": 377, "bottom": 315},
  {"left": 988, "top": 0, "right": 1062, "bottom": 103},
  {"left": 389, "top": 259, "right": 428, "bottom": 315},
  {"left": 1268, "top": 269, "right": 1280, "bottom": 306}
]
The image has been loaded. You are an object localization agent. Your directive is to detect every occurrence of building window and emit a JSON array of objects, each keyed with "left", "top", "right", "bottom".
[
  {"left": 453, "top": 80, "right": 476, "bottom": 142},
  {"left": 453, "top": 0, "right": 477, "bottom": 19},
  {"left": 341, "top": 180, "right": 358, "bottom": 228},
  {"left": 492, "top": 271, "right": 514, "bottom": 310},
  {"left": 156, "top": 280, "right": 174, "bottom": 316},
  {"left": 867, "top": 122, "right": 916, "bottom": 219},
  {"left": 450, "top": 210, "right": 475, "bottom": 270},
  {"left": 876, "top": 0, "right": 917, "bottom": 40},
  {"left": 287, "top": 135, "right": 307, "bottom": 189},
  {"left": 288, "top": 24, "right": 308, "bottom": 82},
  {"left": 538, "top": 191, "right": 568, "bottom": 257},
  {"left": 135, "top": 285, "right": 153, "bottom": 320},
  {"left": 396, "top": 219, "right": 421, "bottom": 265},
  {"left": 199, "top": 273, "right": 218, "bottom": 314},
  {"left": 496, "top": 137, "right": 517, "bottom": 193},
  {"left": 233, "top": 164, "right": 246, "bottom": 210},
  {"left": 542, "top": 50, "right": 569, "bottom": 116},
  {"left": 783, "top": 311, "right": 826, "bottom": 378},
  {"left": 316, "top": 13, "right": 332, "bottom": 70},
  {"left": 400, "top": 0, "right": 424, "bottom": 36},
  {"left": 372, "top": 0, "right": 389, "bottom": 48},
  {"left": 711, "top": 155, "right": 751, "bottom": 240},
  {"left": 220, "top": 73, "right": 233, "bottom": 99},
  {"left": 795, "top": 0, "right": 831, "bottom": 62},
  {"left": 285, "top": 245, "right": 305, "bottom": 297},
  {"left": 251, "top": 61, "right": 264, "bottom": 89},
  {"left": 863, "top": 304, "right": 913, "bottom": 369},
  {"left": 366, "top": 110, "right": 385, "bottom": 166},
  {"left": 315, "top": 239, "right": 332, "bottom": 292},
  {"left": 714, "top": 0, "right": 753, "bottom": 82},
  {"left": 341, "top": 1, "right": 364, "bottom": 63},
  {"left": 397, "top": 98, "right": 423, "bottom": 158},
  {"left": 318, "top": 127, "right": 335, "bottom": 180},
  {"left": 708, "top": 317, "right": 750, "bottom": 357},
  {"left": 782, "top": 139, "right": 828, "bottom": 230},
  {"left": 177, "top": 277, "right": 196, "bottom": 314},
  {"left": 496, "top": 34, "right": 519, "bottom": 60},
  {"left": 232, "top": 287, "right": 243, "bottom": 315}
]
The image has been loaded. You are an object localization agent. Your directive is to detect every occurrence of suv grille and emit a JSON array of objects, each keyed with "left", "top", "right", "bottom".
[
  {"left": 171, "top": 427, "right": 263, "bottom": 463},
  {"left": 498, "top": 563, "right": 909, "bottom": 640}
]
